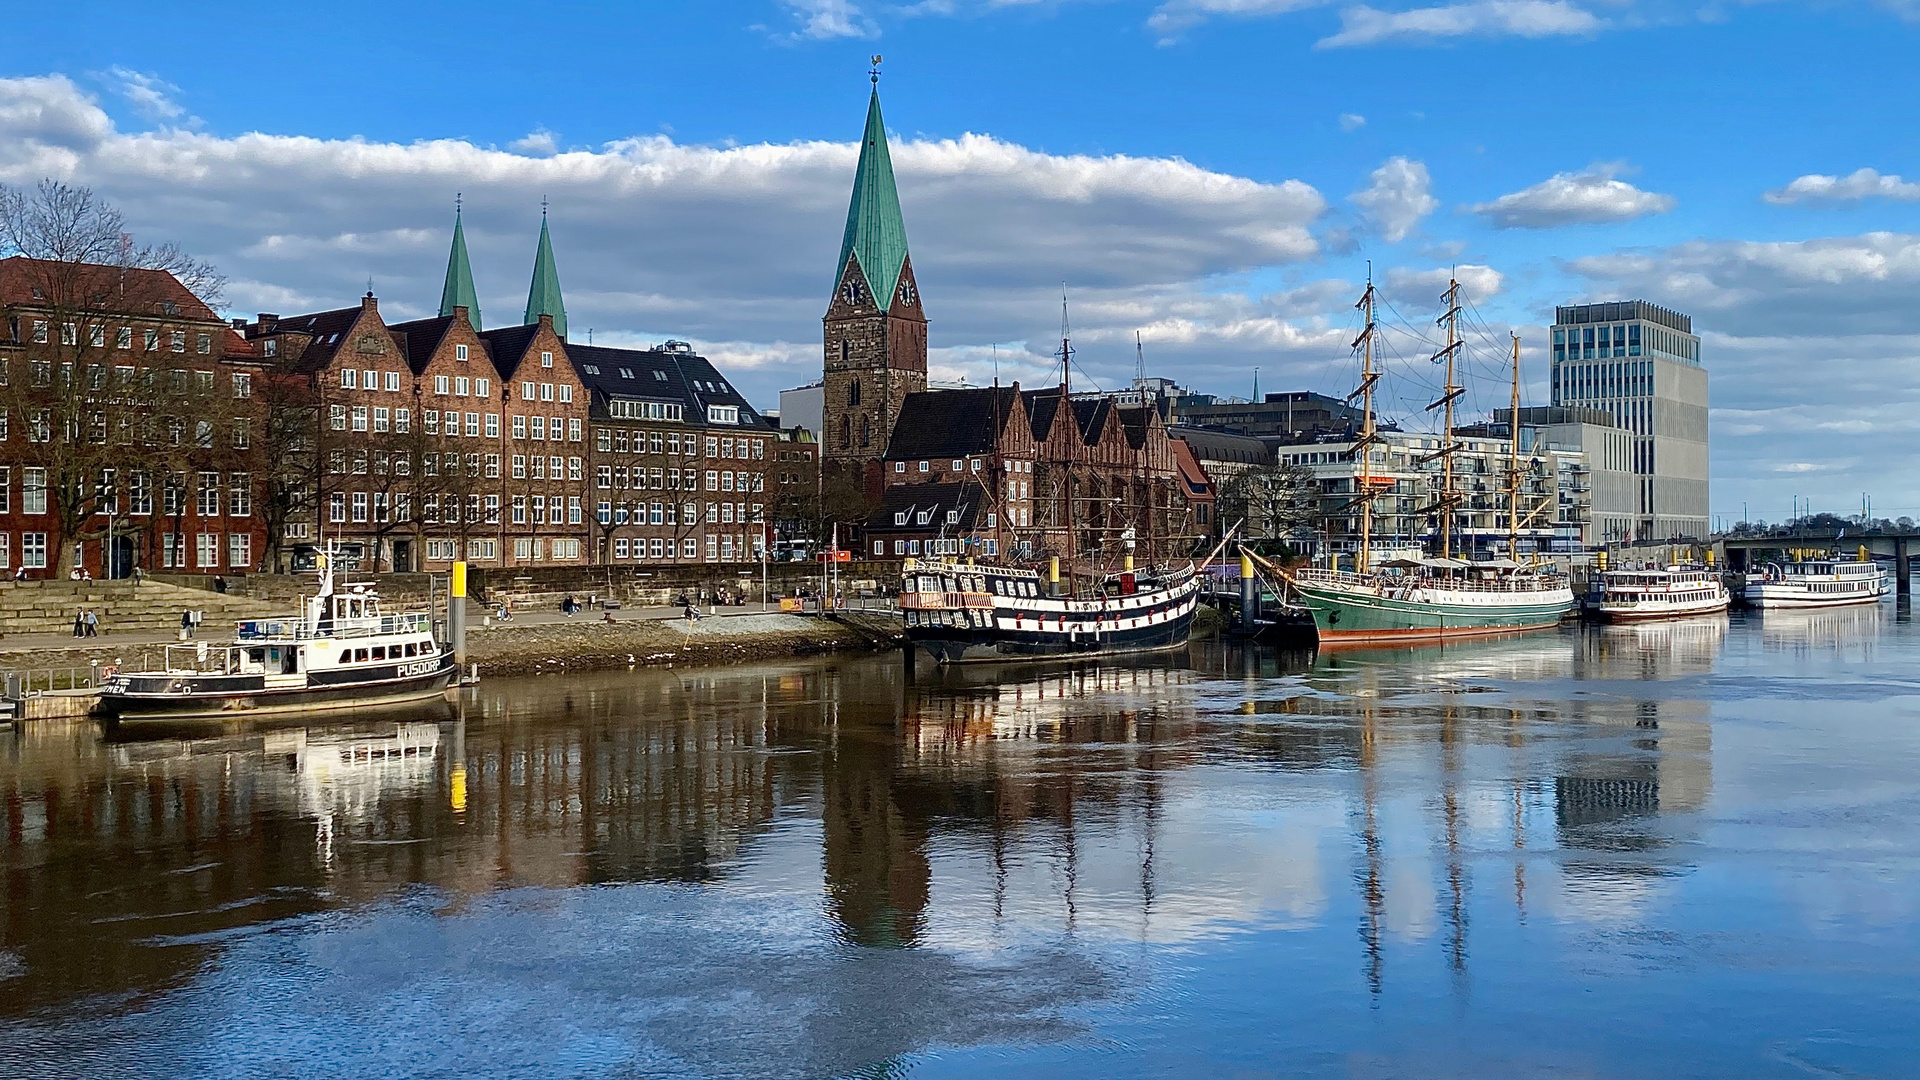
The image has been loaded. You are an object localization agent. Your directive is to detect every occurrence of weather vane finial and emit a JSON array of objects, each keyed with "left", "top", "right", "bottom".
[
  {"left": 541, "top": 194, "right": 548, "bottom": 217},
  {"left": 455, "top": 191, "right": 462, "bottom": 214},
  {"left": 870, "top": 55, "right": 883, "bottom": 85}
]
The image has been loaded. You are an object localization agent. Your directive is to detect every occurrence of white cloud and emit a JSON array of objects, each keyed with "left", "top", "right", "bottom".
[
  {"left": 103, "top": 67, "right": 192, "bottom": 125},
  {"left": 1315, "top": 0, "right": 1601, "bottom": 48},
  {"left": 1384, "top": 263, "right": 1503, "bottom": 307},
  {"left": 509, "top": 130, "right": 559, "bottom": 156},
  {"left": 1468, "top": 163, "right": 1674, "bottom": 228},
  {"left": 1147, "top": 0, "right": 1329, "bottom": 43},
  {"left": 1338, "top": 112, "right": 1367, "bottom": 132},
  {"left": 0, "top": 72, "right": 1326, "bottom": 406},
  {"left": 1764, "top": 167, "right": 1920, "bottom": 206},
  {"left": 1350, "top": 156, "right": 1437, "bottom": 242},
  {"left": 778, "top": 0, "right": 878, "bottom": 39}
]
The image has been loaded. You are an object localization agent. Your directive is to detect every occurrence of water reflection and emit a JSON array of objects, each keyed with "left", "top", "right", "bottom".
[{"left": 3, "top": 607, "right": 1916, "bottom": 1077}]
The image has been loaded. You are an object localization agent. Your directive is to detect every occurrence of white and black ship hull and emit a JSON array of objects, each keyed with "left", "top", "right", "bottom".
[
  {"left": 902, "top": 561, "right": 1202, "bottom": 665},
  {"left": 98, "top": 651, "right": 458, "bottom": 723}
]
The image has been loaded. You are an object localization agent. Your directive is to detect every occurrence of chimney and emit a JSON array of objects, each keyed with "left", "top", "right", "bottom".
[
  {"left": 454, "top": 305, "right": 469, "bottom": 325},
  {"left": 362, "top": 292, "right": 378, "bottom": 312},
  {"left": 257, "top": 313, "right": 278, "bottom": 333},
  {"left": 230, "top": 318, "right": 246, "bottom": 331}
]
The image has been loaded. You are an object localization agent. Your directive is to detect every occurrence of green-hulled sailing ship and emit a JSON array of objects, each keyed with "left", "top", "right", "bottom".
[{"left": 1285, "top": 277, "right": 1575, "bottom": 644}]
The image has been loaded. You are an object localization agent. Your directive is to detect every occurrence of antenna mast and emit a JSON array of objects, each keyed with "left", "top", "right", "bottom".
[{"left": 1429, "top": 278, "right": 1465, "bottom": 560}]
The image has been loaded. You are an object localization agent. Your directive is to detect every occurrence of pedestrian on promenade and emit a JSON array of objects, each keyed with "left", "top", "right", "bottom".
[
  {"left": 80, "top": 567, "right": 92, "bottom": 582},
  {"left": 213, "top": 575, "right": 227, "bottom": 594},
  {"left": 181, "top": 609, "right": 194, "bottom": 639},
  {"left": 12, "top": 566, "right": 25, "bottom": 582},
  {"left": 72, "top": 611, "right": 84, "bottom": 638},
  {"left": 84, "top": 609, "right": 99, "bottom": 637}
]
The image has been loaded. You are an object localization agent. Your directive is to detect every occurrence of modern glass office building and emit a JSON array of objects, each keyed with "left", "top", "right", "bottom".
[{"left": 1550, "top": 301, "right": 1708, "bottom": 542}]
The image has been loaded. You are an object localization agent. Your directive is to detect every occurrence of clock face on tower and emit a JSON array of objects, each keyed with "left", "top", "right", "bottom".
[
  {"left": 899, "top": 280, "right": 917, "bottom": 306},
  {"left": 840, "top": 280, "right": 865, "bottom": 306}
]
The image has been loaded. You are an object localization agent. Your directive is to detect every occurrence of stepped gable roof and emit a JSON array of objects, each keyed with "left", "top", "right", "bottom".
[
  {"left": 863, "top": 480, "right": 987, "bottom": 533},
  {"left": 1167, "top": 425, "right": 1272, "bottom": 466},
  {"left": 0, "top": 256, "right": 219, "bottom": 321},
  {"left": 883, "top": 386, "right": 1020, "bottom": 460},
  {"left": 386, "top": 314, "right": 457, "bottom": 374},
  {"left": 1023, "top": 388, "right": 1065, "bottom": 442},
  {"left": 478, "top": 323, "right": 540, "bottom": 380},
  {"left": 268, "top": 304, "right": 371, "bottom": 373},
  {"left": 439, "top": 208, "right": 481, "bottom": 328},
  {"left": 835, "top": 89, "right": 911, "bottom": 307},
  {"left": 523, "top": 212, "right": 567, "bottom": 337},
  {"left": 1071, "top": 397, "right": 1113, "bottom": 445},
  {"left": 1117, "top": 406, "right": 1153, "bottom": 450}
]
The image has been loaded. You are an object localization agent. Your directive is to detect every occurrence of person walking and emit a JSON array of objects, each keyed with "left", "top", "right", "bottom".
[
  {"left": 83, "top": 609, "right": 99, "bottom": 637},
  {"left": 72, "top": 611, "right": 84, "bottom": 638},
  {"left": 213, "top": 575, "right": 227, "bottom": 594},
  {"left": 181, "top": 609, "right": 194, "bottom": 639}
]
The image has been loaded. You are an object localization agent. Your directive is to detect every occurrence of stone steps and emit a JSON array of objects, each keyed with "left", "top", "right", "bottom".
[{"left": 0, "top": 581, "right": 278, "bottom": 637}]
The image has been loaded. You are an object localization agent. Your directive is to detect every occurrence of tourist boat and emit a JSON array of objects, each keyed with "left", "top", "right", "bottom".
[
  {"left": 96, "top": 554, "right": 457, "bottom": 722},
  {"left": 1593, "top": 566, "right": 1729, "bottom": 621},
  {"left": 898, "top": 557, "right": 1203, "bottom": 664},
  {"left": 1744, "top": 558, "right": 1891, "bottom": 609},
  {"left": 1287, "top": 557, "right": 1575, "bottom": 643}
]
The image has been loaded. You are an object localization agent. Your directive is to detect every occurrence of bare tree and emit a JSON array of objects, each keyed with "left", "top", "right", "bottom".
[
  {"left": 0, "top": 181, "right": 228, "bottom": 576},
  {"left": 1217, "top": 460, "right": 1320, "bottom": 542}
]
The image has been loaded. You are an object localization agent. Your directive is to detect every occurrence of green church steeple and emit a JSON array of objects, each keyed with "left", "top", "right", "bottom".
[
  {"left": 524, "top": 205, "right": 567, "bottom": 339},
  {"left": 835, "top": 86, "right": 910, "bottom": 308},
  {"left": 439, "top": 197, "right": 482, "bottom": 327}
]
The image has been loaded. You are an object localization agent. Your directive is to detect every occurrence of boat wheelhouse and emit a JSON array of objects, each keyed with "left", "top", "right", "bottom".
[
  {"left": 899, "top": 558, "right": 1201, "bottom": 664},
  {"left": 1744, "top": 559, "right": 1891, "bottom": 609},
  {"left": 97, "top": 556, "right": 457, "bottom": 722},
  {"left": 1594, "top": 566, "right": 1729, "bottom": 621}
]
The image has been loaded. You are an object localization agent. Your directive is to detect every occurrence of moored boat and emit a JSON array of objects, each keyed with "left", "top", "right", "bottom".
[
  {"left": 1288, "top": 558, "right": 1575, "bottom": 643},
  {"left": 1744, "top": 558, "right": 1890, "bottom": 609},
  {"left": 1594, "top": 566, "right": 1729, "bottom": 621},
  {"left": 899, "top": 557, "right": 1202, "bottom": 664},
  {"left": 96, "top": 554, "right": 457, "bottom": 723}
]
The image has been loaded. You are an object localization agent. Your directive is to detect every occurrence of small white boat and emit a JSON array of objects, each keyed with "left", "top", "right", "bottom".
[
  {"left": 1595, "top": 566, "right": 1729, "bottom": 621},
  {"left": 1744, "top": 559, "right": 1891, "bottom": 609}
]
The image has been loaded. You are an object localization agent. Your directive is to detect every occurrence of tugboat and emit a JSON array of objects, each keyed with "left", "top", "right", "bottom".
[{"left": 96, "top": 552, "right": 457, "bottom": 722}]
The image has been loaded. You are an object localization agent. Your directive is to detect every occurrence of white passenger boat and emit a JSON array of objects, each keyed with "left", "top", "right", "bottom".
[
  {"left": 1594, "top": 566, "right": 1729, "bottom": 621},
  {"left": 1743, "top": 558, "right": 1891, "bottom": 609},
  {"left": 97, "top": 554, "right": 456, "bottom": 722}
]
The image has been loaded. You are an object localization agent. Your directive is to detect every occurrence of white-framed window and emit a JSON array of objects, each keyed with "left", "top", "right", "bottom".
[
  {"left": 558, "top": 385, "right": 573, "bottom": 404},
  {"left": 683, "top": 538, "right": 698, "bottom": 559},
  {"left": 351, "top": 492, "right": 368, "bottom": 522},
  {"left": 484, "top": 414, "right": 499, "bottom": 438},
  {"left": 514, "top": 537, "right": 533, "bottom": 560},
  {"left": 456, "top": 344, "right": 469, "bottom": 361},
  {"left": 351, "top": 406, "right": 368, "bottom": 432},
  {"left": 531, "top": 416, "right": 547, "bottom": 440},
  {"left": 23, "top": 532, "right": 48, "bottom": 569},
  {"left": 614, "top": 538, "right": 630, "bottom": 560},
  {"left": 707, "top": 405, "right": 739, "bottom": 425},
  {"left": 228, "top": 533, "right": 251, "bottom": 568},
  {"left": 329, "top": 492, "right": 345, "bottom": 523},
  {"left": 464, "top": 412, "right": 479, "bottom": 437},
  {"left": 373, "top": 406, "right": 389, "bottom": 433},
  {"left": 435, "top": 375, "right": 450, "bottom": 395},
  {"left": 396, "top": 408, "right": 411, "bottom": 433},
  {"left": 362, "top": 369, "right": 377, "bottom": 389},
  {"left": 426, "top": 539, "right": 457, "bottom": 561},
  {"left": 424, "top": 410, "right": 440, "bottom": 435},
  {"left": 569, "top": 418, "right": 582, "bottom": 441},
  {"left": 650, "top": 538, "right": 665, "bottom": 559},
  {"left": 511, "top": 495, "right": 527, "bottom": 524},
  {"left": 385, "top": 371, "right": 400, "bottom": 391},
  {"left": 521, "top": 381, "right": 535, "bottom": 400},
  {"left": 467, "top": 539, "right": 497, "bottom": 560},
  {"left": 0, "top": 533, "right": 8, "bottom": 569},
  {"left": 541, "top": 350, "right": 553, "bottom": 368},
  {"left": 229, "top": 474, "right": 252, "bottom": 516},
  {"left": 455, "top": 376, "right": 470, "bottom": 396},
  {"left": 197, "top": 333, "right": 212, "bottom": 355},
  {"left": 476, "top": 378, "right": 490, "bottom": 397},
  {"left": 706, "top": 535, "right": 718, "bottom": 561},
  {"left": 196, "top": 472, "right": 221, "bottom": 516},
  {"left": 197, "top": 533, "right": 220, "bottom": 568},
  {"left": 341, "top": 369, "right": 358, "bottom": 389},
  {"left": 539, "top": 383, "right": 554, "bottom": 402}
]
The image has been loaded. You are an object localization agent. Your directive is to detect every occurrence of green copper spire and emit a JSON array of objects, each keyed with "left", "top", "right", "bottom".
[
  {"left": 438, "top": 198, "right": 482, "bottom": 327},
  {"left": 523, "top": 206, "right": 567, "bottom": 338},
  {"left": 835, "top": 87, "right": 910, "bottom": 308}
]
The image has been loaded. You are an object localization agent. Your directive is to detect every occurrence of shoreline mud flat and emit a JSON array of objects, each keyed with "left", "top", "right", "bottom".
[{"left": 464, "top": 611, "right": 905, "bottom": 676}]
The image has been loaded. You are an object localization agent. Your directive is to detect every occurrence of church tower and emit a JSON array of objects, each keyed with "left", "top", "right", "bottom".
[
  {"left": 822, "top": 73, "right": 927, "bottom": 469},
  {"left": 439, "top": 198, "right": 482, "bottom": 327}
]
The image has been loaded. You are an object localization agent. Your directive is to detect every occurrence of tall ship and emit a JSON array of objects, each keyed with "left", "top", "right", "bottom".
[
  {"left": 1284, "top": 277, "right": 1575, "bottom": 643},
  {"left": 97, "top": 552, "right": 457, "bottom": 722},
  {"left": 1593, "top": 565, "right": 1729, "bottom": 621},
  {"left": 1744, "top": 558, "right": 1891, "bottom": 609}
]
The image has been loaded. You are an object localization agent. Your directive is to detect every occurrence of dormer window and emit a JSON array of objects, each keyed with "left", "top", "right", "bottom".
[
  {"left": 263, "top": 338, "right": 278, "bottom": 357},
  {"left": 653, "top": 370, "right": 667, "bottom": 382},
  {"left": 916, "top": 510, "right": 932, "bottom": 525},
  {"left": 456, "top": 344, "right": 469, "bottom": 361},
  {"left": 946, "top": 510, "right": 959, "bottom": 524},
  {"left": 894, "top": 511, "right": 908, "bottom": 525},
  {"left": 706, "top": 405, "right": 739, "bottom": 425},
  {"left": 619, "top": 368, "right": 634, "bottom": 379}
]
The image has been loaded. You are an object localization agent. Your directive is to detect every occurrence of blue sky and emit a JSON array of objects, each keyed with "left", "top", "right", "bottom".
[{"left": 1, "top": 0, "right": 1915, "bottom": 524}]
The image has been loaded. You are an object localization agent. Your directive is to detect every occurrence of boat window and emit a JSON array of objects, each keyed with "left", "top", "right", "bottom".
[
  {"left": 339, "top": 652, "right": 350, "bottom": 666},
  {"left": 420, "top": 639, "right": 433, "bottom": 653},
  {"left": 404, "top": 643, "right": 417, "bottom": 657},
  {"left": 993, "top": 580, "right": 1005, "bottom": 595},
  {"left": 371, "top": 646, "right": 386, "bottom": 661},
  {"left": 249, "top": 649, "right": 266, "bottom": 664},
  {"left": 354, "top": 648, "right": 368, "bottom": 662}
]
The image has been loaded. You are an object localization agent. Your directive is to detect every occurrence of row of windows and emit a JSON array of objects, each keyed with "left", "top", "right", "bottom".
[
  {"left": 0, "top": 468, "right": 248, "bottom": 517},
  {"left": 1553, "top": 323, "right": 1699, "bottom": 364},
  {"left": 876, "top": 537, "right": 1000, "bottom": 557},
  {"left": 1553, "top": 359, "right": 1652, "bottom": 402},
  {"left": 512, "top": 537, "right": 582, "bottom": 561},
  {"left": 423, "top": 538, "right": 496, "bottom": 561},
  {"left": 595, "top": 501, "right": 764, "bottom": 526},
  {"left": 893, "top": 457, "right": 1030, "bottom": 475},
  {"left": 0, "top": 532, "right": 242, "bottom": 573},
  {"left": 591, "top": 429, "right": 765, "bottom": 460},
  {"left": 27, "top": 321, "right": 209, "bottom": 354},
  {"left": 594, "top": 466, "right": 763, "bottom": 493}
]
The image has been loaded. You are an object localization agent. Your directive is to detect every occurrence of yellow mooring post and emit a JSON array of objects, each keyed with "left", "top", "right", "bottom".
[
  {"left": 1124, "top": 554, "right": 1135, "bottom": 573},
  {"left": 1859, "top": 545, "right": 1870, "bottom": 562},
  {"left": 449, "top": 560, "right": 468, "bottom": 670},
  {"left": 1049, "top": 555, "right": 1061, "bottom": 596},
  {"left": 1239, "top": 550, "right": 1257, "bottom": 633}
]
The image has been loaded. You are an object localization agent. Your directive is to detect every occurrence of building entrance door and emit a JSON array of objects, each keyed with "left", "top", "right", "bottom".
[{"left": 391, "top": 539, "right": 413, "bottom": 573}]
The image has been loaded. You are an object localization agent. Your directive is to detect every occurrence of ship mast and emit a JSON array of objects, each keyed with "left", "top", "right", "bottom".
[
  {"left": 1059, "top": 288, "right": 1077, "bottom": 589},
  {"left": 1507, "top": 332, "right": 1521, "bottom": 558},
  {"left": 1351, "top": 273, "right": 1381, "bottom": 572},
  {"left": 1429, "top": 278, "right": 1465, "bottom": 560}
]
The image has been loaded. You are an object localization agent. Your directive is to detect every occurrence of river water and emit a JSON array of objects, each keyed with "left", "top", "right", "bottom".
[{"left": 3, "top": 606, "right": 1918, "bottom": 1078}]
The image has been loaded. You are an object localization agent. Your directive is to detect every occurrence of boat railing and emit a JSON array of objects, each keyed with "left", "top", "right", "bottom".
[
  {"left": 1294, "top": 566, "right": 1567, "bottom": 595},
  {"left": 899, "top": 591, "right": 996, "bottom": 612},
  {"left": 236, "top": 611, "right": 435, "bottom": 641}
]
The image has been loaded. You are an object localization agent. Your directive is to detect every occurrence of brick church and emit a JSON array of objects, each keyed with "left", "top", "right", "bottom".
[{"left": 823, "top": 83, "right": 1211, "bottom": 566}]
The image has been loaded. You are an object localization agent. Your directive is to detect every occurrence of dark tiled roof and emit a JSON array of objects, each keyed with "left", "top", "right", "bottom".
[
  {"left": 864, "top": 481, "right": 987, "bottom": 533},
  {"left": 1024, "top": 390, "right": 1064, "bottom": 443},
  {"left": 565, "top": 342, "right": 764, "bottom": 428},
  {"left": 883, "top": 386, "right": 1020, "bottom": 460},
  {"left": 1167, "top": 425, "right": 1273, "bottom": 466},
  {"left": 266, "top": 305, "right": 366, "bottom": 374},
  {"left": 386, "top": 315, "right": 455, "bottom": 375},
  {"left": 1117, "top": 406, "right": 1152, "bottom": 450},
  {"left": 478, "top": 324, "right": 540, "bottom": 381},
  {"left": 1070, "top": 397, "right": 1111, "bottom": 445}
]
